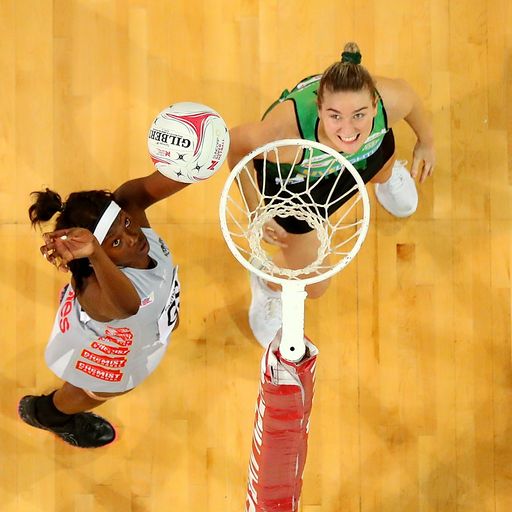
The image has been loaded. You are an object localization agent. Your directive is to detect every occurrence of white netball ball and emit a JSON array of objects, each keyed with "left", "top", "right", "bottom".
[{"left": 148, "top": 102, "right": 230, "bottom": 183}]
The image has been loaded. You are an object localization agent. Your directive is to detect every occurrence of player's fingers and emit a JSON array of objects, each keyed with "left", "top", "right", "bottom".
[
  {"left": 40, "top": 243, "right": 55, "bottom": 259},
  {"left": 48, "top": 228, "right": 70, "bottom": 238},
  {"left": 420, "top": 163, "right": 434, "bottom": 183},
  {"left": 57, "top": 262, "right": 69, "bottom": 273},
  {"left": 263, "top": 232, "right": 288, "bottom": 248},
  {"left": 272, "top": 225, "right": 288, "bottom": 241},
  {"left": 40, "top": 247, "right": 60, "bottom": 267},
  {"left": 264, "top": 225, "right": 288, "bottom": 247},
  {"left": 410, "top": 158, "right": 421, "bottom": 180}
]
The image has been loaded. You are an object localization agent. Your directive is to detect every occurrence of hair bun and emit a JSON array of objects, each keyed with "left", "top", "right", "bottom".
[{"left": 341, "top": 51, "right": 362, "bottom": 65}]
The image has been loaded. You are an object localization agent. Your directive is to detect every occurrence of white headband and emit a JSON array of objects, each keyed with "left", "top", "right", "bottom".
[{"left": 93, "top": 201, "right": 122, "bottom": 243}]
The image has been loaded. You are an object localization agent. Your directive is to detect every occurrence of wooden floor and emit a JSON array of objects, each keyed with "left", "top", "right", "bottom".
[{"left": 1, "top": 1, "right": 511, "bottom": 510}]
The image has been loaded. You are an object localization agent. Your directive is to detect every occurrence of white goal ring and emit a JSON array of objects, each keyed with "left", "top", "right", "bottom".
[{"left": 219, "top": 138, "right": 370, "bottom": 287}]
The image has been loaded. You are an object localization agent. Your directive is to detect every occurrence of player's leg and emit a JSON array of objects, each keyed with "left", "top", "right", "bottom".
[
  {"left": 267, "top": 231, "right": 331, "bottom": 298},
  {"left": 371, "top": 130, "right": 418, "bottom": 217},
  {"left": 18, "top": 382, "right": 131, "bottom": 448},
  {"left": 53, "top": 382, "right": 132, "bottom": 412},
  {"left": 370, "top": 152, "right": 394, "bottom": 183}
]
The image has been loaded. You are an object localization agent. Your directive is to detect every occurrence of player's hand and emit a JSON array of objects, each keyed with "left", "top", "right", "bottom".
[
  {"left": 40, "top": 228, "right": 98, "bottom": 272},
  {"left": 262, "top": 218, "right": 288, "bottom": 247},
  {"left": 411, "top": 140, "right": 436, "bottom": 183}
]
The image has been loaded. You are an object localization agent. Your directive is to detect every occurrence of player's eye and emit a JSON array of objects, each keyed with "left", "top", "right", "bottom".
[
  {"left": 353, "top": 113, "right": 365, "bottom": 120},
  {"left": 125, "top": 217, "right": 131, "bottom": 228},
  {"left": 112, "top": 239, "right": 121, "bottom": 248}
]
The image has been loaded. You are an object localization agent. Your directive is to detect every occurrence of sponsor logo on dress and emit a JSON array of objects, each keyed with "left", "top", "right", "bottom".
[
  {"left": 75, "top": 361, "right": 123, "bottom": 382},
  {"left": 75, "top": 326, "right": 134, "bottom": 382},
  {"left": 141, "top": 292, "right": 154, "bottom": 308},
  {"left": 90, "top": 341, "right": 130, "bottom": 356},
  {"left": 59, "top": 288, "right": 76, "bottom": 333},
  {"left": 159, "top": 238, "right": 170, "bottom": 256},
  {"left": 80, "top": 349, "right": 127, "bottom": 368}
]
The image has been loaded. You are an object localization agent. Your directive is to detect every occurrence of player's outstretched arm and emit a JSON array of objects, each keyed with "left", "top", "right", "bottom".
[
  {"left": 114, "top": 171, "right": 190, "bottom": 210},
  {"left": 228, "top": 101, "right": 296, "bottom": 212},
  {"left": 113, "top": 172, "right": 190, "bottom": 227}
]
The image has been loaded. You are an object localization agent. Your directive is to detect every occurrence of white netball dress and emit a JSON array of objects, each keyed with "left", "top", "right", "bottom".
[{"left": 45, "top": 228, "right": 180, "bottom": 393}]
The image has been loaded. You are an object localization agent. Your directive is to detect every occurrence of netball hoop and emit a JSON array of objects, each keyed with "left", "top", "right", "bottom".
[
  {"left": 219, "top": 139, "right": 370, "bottom": 512},
  {"left": 219, "top": 138, "right": 370, "bottom": 362}
]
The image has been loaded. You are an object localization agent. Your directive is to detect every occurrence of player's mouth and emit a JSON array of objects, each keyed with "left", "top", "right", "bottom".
[
  {"left": 335, "top": 133, "right": 361, "bottom": 152},
  {"left": 338, "top": 133, "right": 359, "bottom": 144}
]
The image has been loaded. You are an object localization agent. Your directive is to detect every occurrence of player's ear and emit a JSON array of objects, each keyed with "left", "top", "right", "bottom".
[{"left": 371, "top": 94, "right": 378, "bottom": 116}]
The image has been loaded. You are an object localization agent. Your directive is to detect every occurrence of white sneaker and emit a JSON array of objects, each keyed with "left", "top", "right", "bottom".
[
  {"left": 374, "top": 160, "right": 418, "bottom": 218},
  {"left": 248, "top": 271, "right": 282, "bottom": 348}
]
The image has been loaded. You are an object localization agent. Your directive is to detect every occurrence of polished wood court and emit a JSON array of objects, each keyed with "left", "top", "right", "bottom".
[{"left": 1, "top": 1, "right": 511, "bottom": 511}]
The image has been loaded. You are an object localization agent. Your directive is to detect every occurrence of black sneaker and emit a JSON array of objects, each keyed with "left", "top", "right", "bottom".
[{"left": 18, "top": 395, "right": 116, "bottom": 448}]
